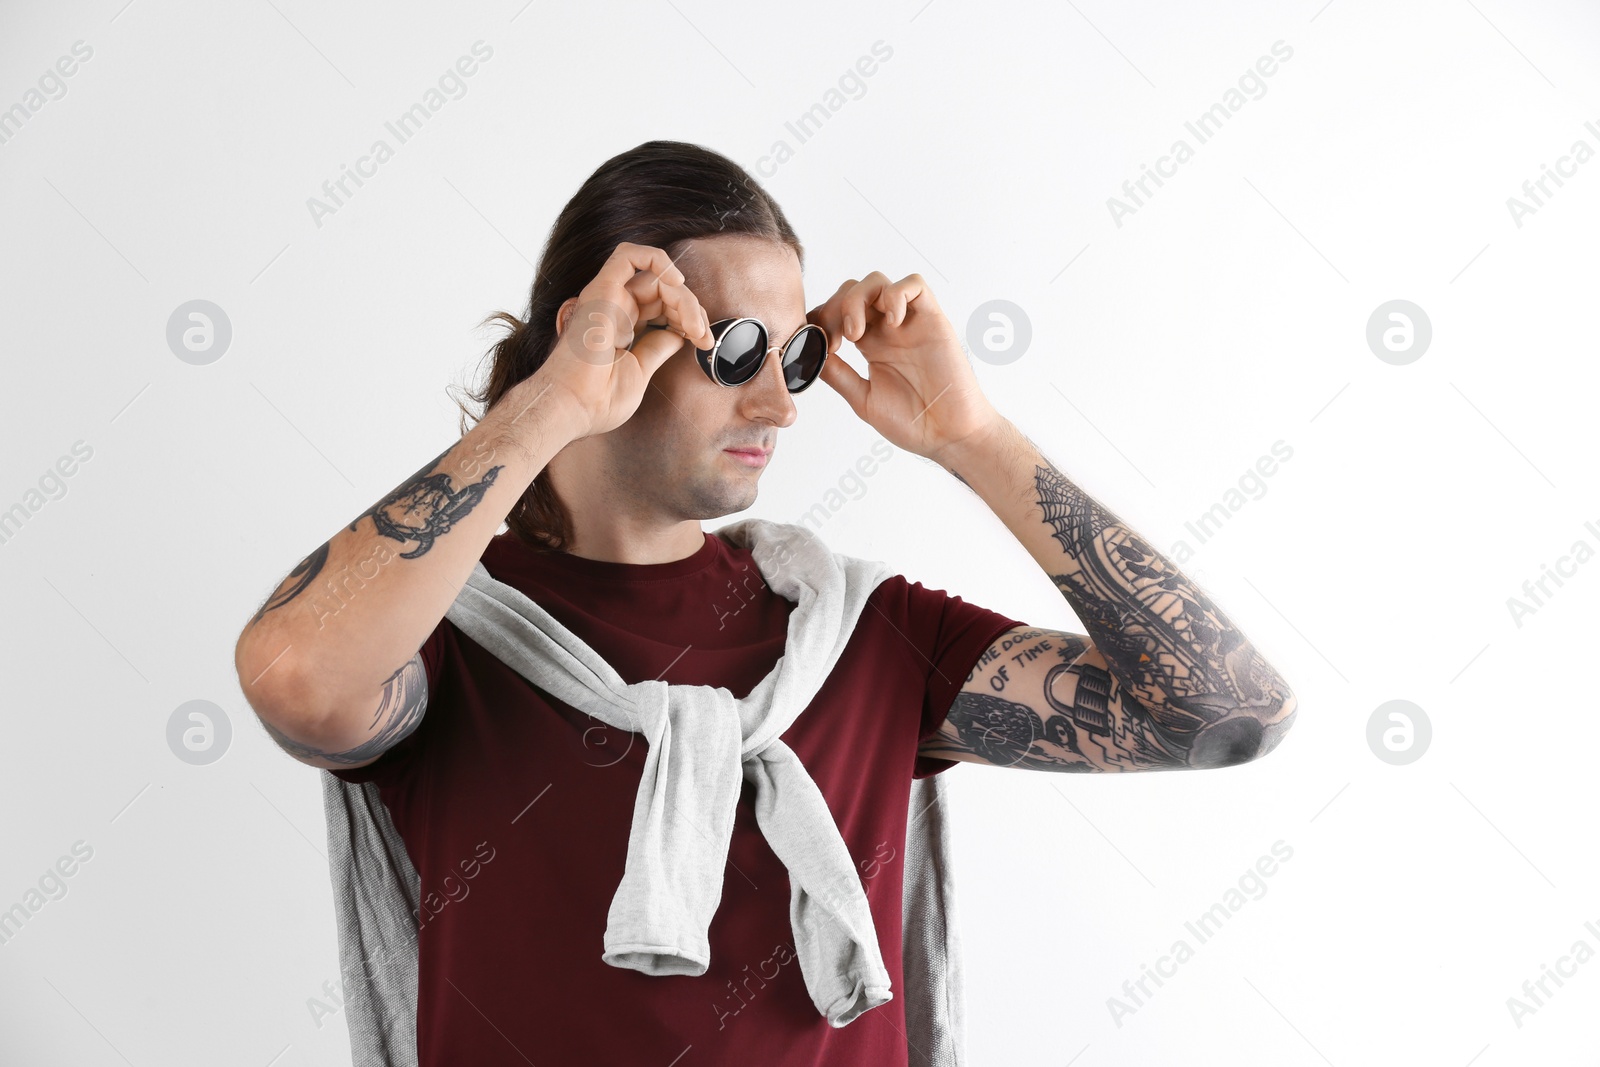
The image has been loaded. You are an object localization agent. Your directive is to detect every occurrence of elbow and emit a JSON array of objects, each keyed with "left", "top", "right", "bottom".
[
  {"left": 234, "top": 629, "right": 286, "bottom": 717},
  {"left": 1253, "top": 689, "right": 1298, "bottom": 763},
  {"left": 233, "top": 611, "right": 277, "bottom": 698},
  {"left": 234, "top": 629, "right": 322, "bottom": 736},
  {"left": 1188, "top": 690, "right": 1298, "bottom": 769}
]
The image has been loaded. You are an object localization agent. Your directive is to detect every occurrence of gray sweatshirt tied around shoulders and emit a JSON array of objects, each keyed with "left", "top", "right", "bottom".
[{"left": 321, "top": 517, "right": 968, "bottom": 1065}]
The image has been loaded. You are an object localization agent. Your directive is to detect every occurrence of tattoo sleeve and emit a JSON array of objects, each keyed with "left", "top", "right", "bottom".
[
  {"left": 936, "top": 625, "right": 1219, "bottom": 772},
  {"left": 1024, "top": 460, "right": 1296, "bottom": 767}
]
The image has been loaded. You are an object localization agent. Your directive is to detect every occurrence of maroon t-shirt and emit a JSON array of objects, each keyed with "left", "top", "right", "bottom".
[{"left": 331, "top": 527, "right": 1023, "bottom": 1067}]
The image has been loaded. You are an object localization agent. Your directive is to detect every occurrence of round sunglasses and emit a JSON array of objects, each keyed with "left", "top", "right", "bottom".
[{"left": 644, "top": 317, "right": 829, "bottom": 393}]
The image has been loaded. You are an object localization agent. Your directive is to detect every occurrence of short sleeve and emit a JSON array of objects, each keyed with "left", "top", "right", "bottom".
[
  {"left": 327, "top": 616, "right": 451, "bottom": 786},
  {"left": 898, "top": 578, "right": 1027, "bottom": 779}
]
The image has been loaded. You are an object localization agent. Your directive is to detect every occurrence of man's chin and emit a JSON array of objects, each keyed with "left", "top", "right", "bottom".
[{"left": 687, "top": 476, "right": 759, "bottom": 519}]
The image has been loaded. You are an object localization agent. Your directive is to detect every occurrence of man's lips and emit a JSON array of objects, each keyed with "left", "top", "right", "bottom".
[{"left": 723, "top": 447, "right": 771, "bottom": 468}]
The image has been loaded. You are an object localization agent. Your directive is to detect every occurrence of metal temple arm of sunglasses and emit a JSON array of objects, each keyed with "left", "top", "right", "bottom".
[{"left": 640, "top": 322, "right": 717, "bottom": 351}]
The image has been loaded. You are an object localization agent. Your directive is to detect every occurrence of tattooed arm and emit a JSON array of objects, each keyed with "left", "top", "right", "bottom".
[
  {"left": 233, "top": 374, "right": 589, "bottom": 769},
  {"left": 919, "top": 417, "right": 1298, "bottom": 773},
  {"left": 259, "top": 654, "right": 431, "bottom": 770}
]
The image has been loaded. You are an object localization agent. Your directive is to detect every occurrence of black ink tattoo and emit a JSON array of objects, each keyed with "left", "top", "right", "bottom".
[
  {"left": 924, "top": 458, "right": 1298, "bottom": 773},
  {"left": 939, "top": 691, "right": 1096, "bottom": 772},
  {"left": 931, "top": 628, "right": 1209, "bottom": 772},
  {"left": 1030, "top": 462, "right": 1295, "bottom": 767},
  {"left": 246, "top": 444, "right": 502, "bottom": 630},
  {"left": 246, "top": 541, "right": 330, "bottom": 629},
  {"left": 262, "top": 654, "right": 429, "bottom": 766},
  {"left": 349, "top": 446, "right": 505, "bottom": 559}
]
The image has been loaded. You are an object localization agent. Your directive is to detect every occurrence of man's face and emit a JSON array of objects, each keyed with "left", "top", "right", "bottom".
[{"left": 596, "top": 233, "right": 805, "bottom": 519}]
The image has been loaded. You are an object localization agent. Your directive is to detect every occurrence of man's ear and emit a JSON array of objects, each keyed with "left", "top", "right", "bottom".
[{"left": 555, "top": 297, "right": 578, "bottom": 335}]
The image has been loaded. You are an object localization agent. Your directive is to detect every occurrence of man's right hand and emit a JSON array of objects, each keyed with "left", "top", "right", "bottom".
[{"left": 533, "top": 242, "right": 717, "bottom": 442}]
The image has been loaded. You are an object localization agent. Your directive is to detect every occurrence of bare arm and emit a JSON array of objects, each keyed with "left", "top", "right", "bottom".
[
  {"left": 235, "top": 241, "right": 716, "bottom": 769},
  {"left": 233, "top": 375, "right": 586, "bottom": 768}
]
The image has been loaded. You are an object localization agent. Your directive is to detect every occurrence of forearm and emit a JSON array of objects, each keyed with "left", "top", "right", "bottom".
[
  {"left": 935, "top": 416, "right": 1297, "bottom": 756},
  {"left": 233, "top": 374, "right": 586, "bottom": 726}
]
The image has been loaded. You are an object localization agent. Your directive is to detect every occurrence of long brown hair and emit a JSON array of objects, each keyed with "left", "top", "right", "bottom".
[{"left": 456, "top": 140, "right": 805, "bottom": 552}]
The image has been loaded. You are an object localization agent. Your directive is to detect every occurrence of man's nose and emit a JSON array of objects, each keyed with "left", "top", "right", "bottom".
[{"left": 739, "top": 344, "right": 798, "bottom": 426}]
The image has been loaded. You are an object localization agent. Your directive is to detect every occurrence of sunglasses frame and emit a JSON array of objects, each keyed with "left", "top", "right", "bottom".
[{"left": 645, "top": 316, "right": 829, "bottom": 393}]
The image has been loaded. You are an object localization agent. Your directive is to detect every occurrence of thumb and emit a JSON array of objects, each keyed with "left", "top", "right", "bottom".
[
  {"left": 820, "top": 349, "right": 869, "bottom": 415},
  {"left": 629, "top": 325, "right": 689, "bottom": 380}
]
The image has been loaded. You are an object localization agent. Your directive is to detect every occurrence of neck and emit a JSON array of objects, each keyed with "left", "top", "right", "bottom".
[{"left": 561, "top": 519, "right": 707, "bottom": 566}]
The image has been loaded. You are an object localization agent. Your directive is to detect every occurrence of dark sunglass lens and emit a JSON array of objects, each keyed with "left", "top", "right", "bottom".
[
  {"left": 715, "top": 319, "right": 766, "bottom": 385},
  {"left": 782, "top": 327, "right": 827, "bottom": 392}
]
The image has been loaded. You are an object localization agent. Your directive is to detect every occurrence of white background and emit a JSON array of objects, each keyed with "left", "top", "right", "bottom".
[{"left": 2, "top": 0, "right": 1597, "bottom": 1064}]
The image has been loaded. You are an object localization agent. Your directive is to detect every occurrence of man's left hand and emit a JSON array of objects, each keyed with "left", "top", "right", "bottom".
[{"left": 806, "top": 272, "right": 1002, "bottom": 463}]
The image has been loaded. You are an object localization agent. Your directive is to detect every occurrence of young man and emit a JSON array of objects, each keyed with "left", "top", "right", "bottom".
[{"left": 235, "top": 153, "right": 1296, "bottom": 1065}]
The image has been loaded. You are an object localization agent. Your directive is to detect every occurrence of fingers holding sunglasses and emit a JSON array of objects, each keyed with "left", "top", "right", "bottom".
[
  {"left": 588, "top": 241, "right": 686, "bottom": 302},
  {"left": 806, "top": 278, "right": 858, "bottom": 353},
  {"left": 811, "top": 272, "right": 939, "bottom": 350},
  {"left": 821, "top": 272, "right": 901, "bottom": 343},
  {"left": 838, "top": 271, "right": 896, "bottom": 342},
  {"left": 581, "top": 241, "right": 713, "bottom": 350},
  {"left": 873, "top": 273, "right": 933, "bottom": 329},
  {"left": 544, "top": 242, "right": 722, "bottom": 441},
  {"left": 816, "top": 338, "right": 870, "bottom": 412},
  {"left": 622, "top": 268, "right": 715, "bottom": 351}
]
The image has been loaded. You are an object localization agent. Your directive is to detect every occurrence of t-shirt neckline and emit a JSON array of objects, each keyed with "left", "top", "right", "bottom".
[{"left": 513, "top": 529, "right": 724, "bottom": 583}]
